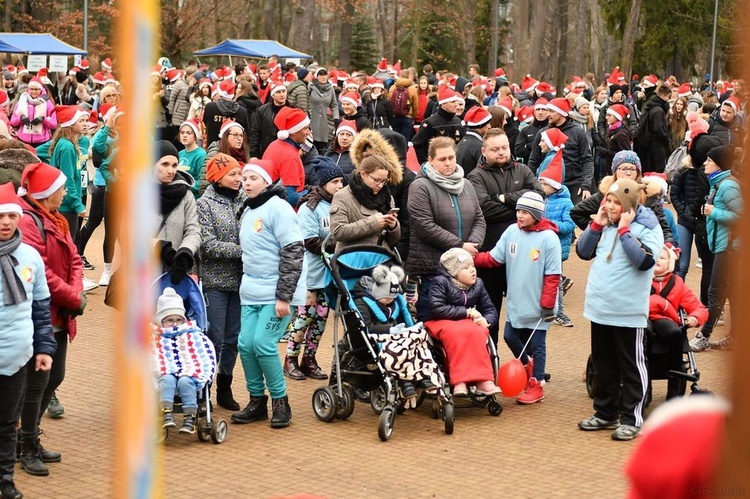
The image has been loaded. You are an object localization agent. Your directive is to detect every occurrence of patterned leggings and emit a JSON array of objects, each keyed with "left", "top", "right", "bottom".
[{"left": 286, "top": 289, "right": 329, "bottom": 357}]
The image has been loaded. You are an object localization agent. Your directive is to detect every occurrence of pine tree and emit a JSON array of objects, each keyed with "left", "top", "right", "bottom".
[{"left": 349, "top": 16, "right": 379, "bottom": 73}]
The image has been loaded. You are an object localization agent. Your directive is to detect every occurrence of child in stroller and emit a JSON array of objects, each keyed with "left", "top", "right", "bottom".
[
  {"left": 353, "top": 264, "right": 443, "bottom": 398},
  {"left": 153, "top": 287, "right": 216, "bottom": 434}
]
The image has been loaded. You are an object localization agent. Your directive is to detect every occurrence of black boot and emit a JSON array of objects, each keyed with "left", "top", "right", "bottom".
[
  {"left": 215, "top": 374, "right": 240, "bottom": 411},
  {"left": 283, "top": 356, "right": 306, "bottom": 381},
  {"left": 271, "top": 396, "right": 292, "bottom": 429},
  {"left": 230, "top": 395, "right": 268, "bottom": 424},
  {"left": 0, "top": 475, "right": 23, "bottom": 499},
  {"left": 300, "top": 354, "right": 328, "bottom": 380},
  {"left": 19, "top": 435, "right": 49, "bottom": 477},
  {"left": 36, "top": 430, "right": 61, "bottom": 463}
]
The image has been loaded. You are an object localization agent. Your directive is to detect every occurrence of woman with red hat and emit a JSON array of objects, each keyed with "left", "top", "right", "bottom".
[
  {"left": 10, "top": 77, "right": 57, "bottom": 146},
  {"left": 16, "top": 162, "right": 87, "bottom": 477}
]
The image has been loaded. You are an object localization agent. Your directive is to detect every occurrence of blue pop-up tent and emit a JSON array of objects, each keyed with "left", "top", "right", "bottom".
[
  {"left": 194, "top": 39, "right": 312, "bottom": 60},
  {"left": 0, "top": 33, "right": 86, "bottom": 55}
]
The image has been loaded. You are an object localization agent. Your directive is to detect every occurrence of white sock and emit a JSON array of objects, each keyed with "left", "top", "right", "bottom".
[{"left": 104, "top": 263, "right": 112, "bottom": 272}]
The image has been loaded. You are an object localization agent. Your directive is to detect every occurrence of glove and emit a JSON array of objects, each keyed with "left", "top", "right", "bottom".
[
  {"left": 31, "top": 117, "right": 42, "bottom": 126},
  {"left": 75, "top": 293, "right": 88, "bottom": 316},
  {"left": 170, "top": 248, "right": 194, "bottom": 284},
  {"left": 21, "top": 116, "right": 31, "bottom": 126},
  {"left": 156, "top": 240, "right": 176, "bottom": 267},
  {"left": 324, "top": 237, "right": 336, "bottom": 254},
  {"left": 541, "top": 307, "right": 555, "bottom": 322}
]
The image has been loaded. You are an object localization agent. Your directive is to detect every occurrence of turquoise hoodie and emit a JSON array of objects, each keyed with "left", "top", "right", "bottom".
[{"left": 706, "top": 170, "right": 742, "bottom": 253}]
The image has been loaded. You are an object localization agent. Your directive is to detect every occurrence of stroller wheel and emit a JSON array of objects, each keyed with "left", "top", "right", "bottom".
[
  {"left": 210, "top": 420, "right": 228, "bottom": 444},
  {"left": 488, "top": 399, "right": 503, "bottom": 417},
  {"left": 585, "top": 355, "right": 596, "bottom": 399},
  {"left": 430, "top": 399, "right": 440, "bottom": 419},
  {"left": 197, "top": 420, "right": 211, "bottom": 442},
  {"left": 312, "top": 386, "right": 338, "bottom": 422},
  {"left": 378, "top": 406, "right": 395, "bottom": 441},
  {"left": 335, "top": 384, "right": 355, "bottom": 420},
  {"left": 443, "top": 401, "right": 455, "bottom": 435},
  {"left": 370, "top": 384, "right": 388, "bottom": 415}
]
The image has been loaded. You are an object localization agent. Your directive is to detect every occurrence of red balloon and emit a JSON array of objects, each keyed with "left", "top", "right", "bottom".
[{"left": 497, "top": 359, "right": 527, "bottom": 397}]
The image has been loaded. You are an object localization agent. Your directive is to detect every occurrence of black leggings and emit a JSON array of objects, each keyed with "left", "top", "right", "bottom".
[
  {"left": 60, "top": 211, "right": 80, "bottom": 243},
  {"left": 76, "top": 185, "right": 118, "bottom": 263},
  {"left": 21, "top": 331, "right": 68, "bottom": 438}
]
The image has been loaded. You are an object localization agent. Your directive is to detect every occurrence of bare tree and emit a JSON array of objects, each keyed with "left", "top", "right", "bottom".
[
  {"left": 287, "top": 0, "right": 316, "bottom": 50},
  {"left": 620, "top": 0, "right": 642, "bottom": 78}
]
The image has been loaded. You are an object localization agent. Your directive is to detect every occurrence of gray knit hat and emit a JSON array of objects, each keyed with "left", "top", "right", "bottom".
[
  {"left": 516, "top": 191, "right": 546, "bottom": 221},
  {"left": 155, "top": 287, "right": 185, "bottom": 325},
  {"left": 369, "top": 265, "right": 405, "bottom": 300},
  {"left": 440, "top": 248, "right": 474, "bottom": 278}
]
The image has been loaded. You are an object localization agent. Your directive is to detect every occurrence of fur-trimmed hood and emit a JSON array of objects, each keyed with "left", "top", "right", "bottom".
[{"left": 349, "top": 128, "right": 403, "bottom": 185}]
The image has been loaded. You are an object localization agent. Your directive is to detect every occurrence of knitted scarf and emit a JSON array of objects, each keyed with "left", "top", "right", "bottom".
[
  {"left": 237, "top": 181, "right": 286, "bottom": 219},
  {"left": 348, "top": 173, "right": 392, "bottom": 214},
  {"left": 298, "top": 184, "right": 333, "bottom": 211},
  {"left": 160, "top": 181, "right": 189, "bottom": 219},
  {"left": 16, "top": 92, "right": 48, "bottom": 136},
  {"left": 0, "top": 229, "right": 26, "bottom": 306},
  {"left": 25, "top": 197, "right": 69, "bottom": 236},
  {"left": 421, "top": 162, "right": 465, "bottom": 195}
]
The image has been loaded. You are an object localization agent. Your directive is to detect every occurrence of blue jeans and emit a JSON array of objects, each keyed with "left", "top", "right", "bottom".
[
  {"left": 238, "top": 304, "right": 292, "bottom": 399},
  {"left": 159, "top": 375, "right": 198, "bottom": 413},
  {"left": 390, "top": 116, "right": 414, "bottom": 142},
  {"left": 205, "top": 289, "right": 241, "bottom": 376},
  {"left": 415, "top": 277, "right": 433, "bottom": 323},
  {"left": 503, "top": 321, "right": 547, "bottom": 382},
  {"left": 675, "top": 224, "right": 713, "bottom": 305}
]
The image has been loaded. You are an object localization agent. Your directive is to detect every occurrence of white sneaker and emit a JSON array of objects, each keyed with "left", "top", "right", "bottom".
[
  {"left": 99, "top": 268, "right": 113, "bottom": 286},
  {"left": 696, "top": 258, "right": 703, "bottom": 269},
  {"left": 82, "top": 277, "right": 99, "bottom": 293}
]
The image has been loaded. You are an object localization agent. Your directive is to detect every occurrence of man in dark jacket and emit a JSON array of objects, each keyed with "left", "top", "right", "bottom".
[
  {"left": 411, "top": 85, "right": 464, "bottom": 164},
  {"left": 708, "top": 96, "right": 745, "bottom": 149},
  {"left": 249, "top": 83, "right": 291, "bottom": 158},
  {"left": 633, "top": 85, "right": 671, "bottom": 173},
  {"left": 528, "top": 98, "right": 594, "bottom": 205},
  {"left": 202, "top": 80, "right": 250, "bottom": 146},
  {"left": 467, "top": 128, "right": 544, "bottom": 344},
  {"left": 456, "top": 106, "right": 492, "bottom": 175},
  {"left": 514, "top": 98, "right": 548, "bottom": 164}
]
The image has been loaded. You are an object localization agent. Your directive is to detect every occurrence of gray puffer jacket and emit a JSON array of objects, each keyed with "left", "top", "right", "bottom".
[
  {"left": 196, "top": 184, "right": 247, "bottom": 291},
  {"left": 168, "top": 79, "right": 190, "bottom": 126},
  {"left": 156, "top": 170, "right": 202, "bottom": 265}
]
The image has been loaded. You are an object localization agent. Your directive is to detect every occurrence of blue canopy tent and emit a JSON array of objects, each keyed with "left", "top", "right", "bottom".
[
  {"left": 193, "top": 39, "right": 312, "bottom": 61},
  {"left": 0, "top": 33, "right": 86, "bottom": 55}
]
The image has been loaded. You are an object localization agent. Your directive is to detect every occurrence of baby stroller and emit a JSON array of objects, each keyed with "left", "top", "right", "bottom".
[
  {"left": 153, "top": 272, "right": 228, "bottom": 444},
  {"left": 585, "top": 309, "right": 709, "bottom": 407},
  {"left": 311, "top": 242, "right": 453, "bottom": 441}
]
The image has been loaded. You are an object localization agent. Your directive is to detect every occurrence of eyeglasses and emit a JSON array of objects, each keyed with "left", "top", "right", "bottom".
[
  {"left": 227, "top": 132, "right": 244, "bottom": 139},
  {"left": 617, "top": 167, "right": 638, "bottom": 173},
  {"left": 162, "top": 317, "right": 185, "bottom": 326},
  {"left": 366, "top": 173, "right": 389, "bottom": 186}
]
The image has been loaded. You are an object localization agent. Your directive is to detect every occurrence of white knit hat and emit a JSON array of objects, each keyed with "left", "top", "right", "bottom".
[{"left": 155, "top": 287, "right": 186, "bottom": 325}]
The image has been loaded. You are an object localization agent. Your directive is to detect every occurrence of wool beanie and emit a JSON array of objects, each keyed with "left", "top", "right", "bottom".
[
  {"left": 0, "top": 182, "right": 22, "bottom": 216},
  {"left": 296, "top": 67, "right": 309, "bottom": 81},
  {"left": 707, "top": 145, "right": 734, "bottom": 171},
  {"left": 156, "top": 140, "right": 179, "bottom": 161},
  {"left": 574, "top": 95, "right": 589, "bottom": 111},
  {"left": 18, "top": 162, "right": 67, "bottom": 199},
  {"left": 439, "top": 248, "right": 474, "bottom": 278},
  {"left": 206, "top": 153, "right": 241, "bottom": 183},
  {"left": 686, "top": 111, "right": 709, "bottom": 142},
  {"left": 311, "top": 156, "right": 344, "bottom": 186},
  {"left": 155, "top": 287, "right": 186, "bottom": 325},
  {"left": 242, "top": 160, "right": 274, "bottom": 185},
  {"left": 369, "top": 264, "right": 405, "bottom": 300},
  {"left": 607, "top": 178, "right": 641, "bottom": 214},
  {"left": 516, "top": 191, "right": 546, "bottom": 221},
  {"left": 611, "top": 150, "right": 642, "bottom": 173}
]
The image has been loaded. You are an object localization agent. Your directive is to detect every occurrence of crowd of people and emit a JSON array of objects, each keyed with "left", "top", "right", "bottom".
[{"left": 0, "top": 53, "right": 745, "bottom": 498}]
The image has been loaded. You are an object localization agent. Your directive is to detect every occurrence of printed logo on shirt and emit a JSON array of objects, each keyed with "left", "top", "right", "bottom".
[
  {"left": 321, "top": 217, "right": 330, "bottom": 230},
  {"left": 177, "top": 158, "right": 189, "bottom": 171},
  {"left": 509, "top": 242, "right": 517, "bottom": 256},
  {"left": 253, "top": 218, "right": 263, "bottom": 233},
  {"left": 20, "top": 266, "right": 33, "bottom": 283},
  {"left": 529, "top": 248, "right": 541, "bottom": 262}
]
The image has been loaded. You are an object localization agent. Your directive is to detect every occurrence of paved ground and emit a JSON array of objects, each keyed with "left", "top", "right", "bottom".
[{"left": 14, "top": 224, "right": 732, "bottom": 498}]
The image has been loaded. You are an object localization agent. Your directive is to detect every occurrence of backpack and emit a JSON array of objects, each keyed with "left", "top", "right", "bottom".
[
  {"left": 664, "top": 144, "right": 689, "bottom": 182},
  {"left": 391, "top": 86, "right": 410, "bottom": 117}
]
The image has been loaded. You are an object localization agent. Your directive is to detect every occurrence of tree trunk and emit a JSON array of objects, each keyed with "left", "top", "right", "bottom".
[
  {"left": 410, "top": 0, "right": 421, "bottom": 68},
  {"left": 621, "top": 0, "right": 642, "bottom": 79},
  {"left": 287, "top": 0, "right": 315, "bottom": 50},
  {"left": 555, "top": 0, "right": 569, "bottom": 90},
  {"left": 338, "top": 0, "right": 355, "bottom": 69},
  {"left": 571, "top": 0, "right": 587, "bottom": 77},
  {"left": 463, "top": 0, "right": 476, "bottom": 69},
  {"left": 263, "top": 0, "right": 276, "bottom": 39},
  {"left": 488, "top": 0, "right": 499, "bottom": 74},
  {"left": 4, "top": 0, "right": 12, "bottom": 32}
]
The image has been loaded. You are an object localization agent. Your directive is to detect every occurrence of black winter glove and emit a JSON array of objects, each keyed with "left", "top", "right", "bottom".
[
  {"left": 31, "top": 117, "right": 43, "bottom": 126},
  {"left": 170, "top": 248, "right": 194, "bottom": 285},
  {"left": 21, "top": 116, "right": 31, "bottom": 126},
  {"left": 541, "top": 307, "right": 555, "bottom": 322},
  {"left": 156, "top": 240, "right": 176, "bottom": 267}
]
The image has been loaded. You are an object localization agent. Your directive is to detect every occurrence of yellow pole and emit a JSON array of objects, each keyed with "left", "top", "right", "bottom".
[{"left": 113, "top": 0, "right": 160, "bottom": 497}]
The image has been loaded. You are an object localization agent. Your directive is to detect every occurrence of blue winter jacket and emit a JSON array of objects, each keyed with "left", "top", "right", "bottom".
[
  {"left": 706, "top": 170, "right": 742, "bottom": 253},
  {"left": 543, "top": 185, "right": 575, "bottom": 261}
]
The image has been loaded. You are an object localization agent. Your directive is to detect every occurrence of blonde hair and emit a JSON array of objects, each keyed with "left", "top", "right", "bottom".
[{"left": 99, "top": 85, "right": 119, "bottom": 103}]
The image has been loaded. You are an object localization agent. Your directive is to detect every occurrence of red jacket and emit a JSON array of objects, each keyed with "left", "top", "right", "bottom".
[
  {"left": 649, "top": 273, "right": 708, "bottom": 326},
  {"left": 19, "top": 199, "right": 83, "bottom": 340}
]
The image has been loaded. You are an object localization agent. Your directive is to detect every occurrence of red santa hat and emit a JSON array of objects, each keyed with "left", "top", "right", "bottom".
[
  {"left": 274, "top": 107, "right": 310, "bottom": 140},
  {"left": 77, "top": 59, "right": 90, "bottom": 71},
  {"left": 462, "top": 106, "right": 492, "bottom": 128},
  {"left": 437, "top": 85, "right": 462, "bottom": 105},
  {"left": 87, "top": 110, "right": 100, "bottom": 130},
  {"left": 515, "top": 106, "right": 534, "bottom": 124},
  {"left": 493, "top": 67, "right": 505, "bottom": 77},
  {"left": 625, "top": 396, "right": 729, "bottom": 499},
  {"left": 336, "top": 119, "right": 358, "bottom": 136},
  {"left": 521, "top": 74, "right": 539, "bottom": 92},
  {"left": 166, "top": 68, "right": 181, "bottom": 83},
  {"left": 368, "top": 76, "right": 384, "bottom": 89},
  {"left": 92, "top": 71, "right": 105, "bottom": 85},
  {"left": 641, "top": 74, "right": 658, "bottom": 89},
  {"left": 151, "top": 64, "right": 164, "bottom": 77},
  {"left": 392, "top": 60, "right": 402, "bottom": 74},
  {"left": 534, "top": 97, "right": 549, "bottom": 110},
  {"left": 55, "top": 105, "right": 87, "bottom": 127},
  {"left": 211, "top": 83, "right": 219, "bottom": 98},
  {"left": 180, "top": 117, "right": 202, "bottom": 139},
  {"left": 677, "top": 83, "right": 692, "bottom": 98},
  {"left": 102, "top": 58, "right": 113, "bottom": 70},
  {"left": 572, "top": 75, "right": 586, "bottom": 88},
  {"left": 17, "top": 64, "right": 28, "bottom": 75},
  {"left": 539, "top": 150, "right": 564, "bottom": 190},
  {"left": 336, "top": 70, "right": 350, "bottom": 82},
  {"left": 536, "top": 81, "right": 552, "bottom": 95},
  {"left": 217, "top": 79, "right": 236, "bottom": 99},
  {"left": 448, "top": 77, "right": 457, "bottom": 90},
  {"left": 242, "top": 160, "right": 274, "bottom": 186},
  {"left": 270, "top": 79, "right": 287, "bottom": 96},
  {"left": 98, "top": 103, "right": 121, "bottom": 123},
  {"left": 377, "top": 58, "right": 388, "bottom": 72},
  {"left": 3, "top": 65, "right": 16, "bottom": 76},
  {"left": 606, "top": 103, "right": 630, "bottom": 122},
  {"left": 541, "top": 128, "right": 569, "bottom": 152},
  {"left": 722, "top": 95, "right": 741, "bottom": 113},
  {"left": 340, "top": 91, "right": 362, "bottom": 108},
  {"left": 606, "top": 67, "right": 623, "bottom": 86},
  {"left": 27, "top": 77, "right": 45, "bottom": 91},
  {"left": 0, "top": 182, "right": 22, "bottom": 216},
  {"left": 104, "top": 74, "right": 117, "bottom": 85},
  {"left": 18, "top": 162, "right": 67, "bottom": 199},
  {"left": 0, "top": 89, "right": 8, "bottom": 108},
  {"left": 218, "top": 120, "right": 243, "bottom": 139},
  {"left": 344, "top": 78, "right": 359, "bottom": 90},
  {"left": 497, "top": 97, "right": 514, "bottom": 117},
  {"left": 546, "top": 97, "right": 571, "bottom": 117},
  {"left": 197, "top": 78, "right": 211, "bottom": 91}
]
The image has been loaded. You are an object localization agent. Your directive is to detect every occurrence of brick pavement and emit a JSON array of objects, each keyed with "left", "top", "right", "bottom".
[{"left": 14, "top": 226, "right": 732, "bottom": 498}]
